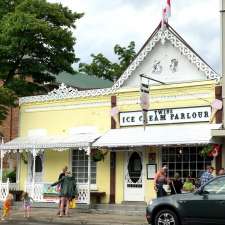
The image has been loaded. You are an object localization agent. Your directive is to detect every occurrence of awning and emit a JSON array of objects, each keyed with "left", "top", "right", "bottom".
[
  {"left": 0, "top": 133, "right": 100, "bottom": 151},
  {"left": 93, "top": 123, "right": 221, "bottom": 148}
]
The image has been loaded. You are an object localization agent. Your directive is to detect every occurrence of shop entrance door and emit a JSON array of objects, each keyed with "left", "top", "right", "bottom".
[{"left": 124, "top": 151, "right": 144, "bottom": 201}]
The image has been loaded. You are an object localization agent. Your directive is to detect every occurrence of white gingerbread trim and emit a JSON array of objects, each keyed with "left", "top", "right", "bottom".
[
  {"left": 19, "top": 83, "right": 114, "bottom": 105},
  {"left": 113, "top": 26, "right": 220, "bottom": 90},
  {"left": 19, "top": 25, "right": 220, "bottom": 105}
]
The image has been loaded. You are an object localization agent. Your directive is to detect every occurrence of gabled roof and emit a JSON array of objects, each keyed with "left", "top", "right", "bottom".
[
  {"left": 19, "top": 23, "right": 220, "bottom": 105},
  {"left": 113, "top": 22, "right": 219, "bottom": 89}
]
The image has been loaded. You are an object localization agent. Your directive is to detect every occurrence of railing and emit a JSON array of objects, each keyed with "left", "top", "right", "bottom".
[
  {"left": 25, "top": 182, "right": 89, "bottom": 204},
  {"left": 9, "top": 182, "right": 20, "bottom": 191},
  {"left": 25, "top": 182, "right": 44, "bottom": 202},
  {"left": 0, "top": 180, "right": 20, "bottom": 201},
  {"left": 0, "top": 180, "right": 9, "bottom": 201},
  {"left": 77, "top": 183, "right": 88, "bottom": 204}
]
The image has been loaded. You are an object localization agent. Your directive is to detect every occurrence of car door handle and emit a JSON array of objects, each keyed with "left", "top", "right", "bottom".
[
  {"left": 178, "top": 200, "right": 187, "bottom": 204},
  {"left": 219, "top": 200, "right": 225, "bottom": 205}
]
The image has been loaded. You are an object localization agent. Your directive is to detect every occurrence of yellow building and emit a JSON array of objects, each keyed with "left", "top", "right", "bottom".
[{"left": 0, "top": 23, "right": 222, "bottom": 204}]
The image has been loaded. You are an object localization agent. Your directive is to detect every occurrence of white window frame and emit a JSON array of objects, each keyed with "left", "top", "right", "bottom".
[
  {"left": 161, "top": 146, "right": 212, "bottom": 180},
  {"left": 71, "top": 149, "right": 97, "bottom": 190}
]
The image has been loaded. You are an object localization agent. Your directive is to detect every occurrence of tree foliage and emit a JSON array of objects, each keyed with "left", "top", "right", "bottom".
[
  {"left": 0, "top": 0, "right": 83, "bottom": 122},
  {"left": 79, "top": 41, "right": 136, "bottom": 81}
]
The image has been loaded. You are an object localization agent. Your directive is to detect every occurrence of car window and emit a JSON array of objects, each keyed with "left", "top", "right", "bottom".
[{"left": 204, "top": 177, "right": 225, "bottom": 194}]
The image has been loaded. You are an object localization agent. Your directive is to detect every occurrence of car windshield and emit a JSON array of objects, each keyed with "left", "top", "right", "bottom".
[{"left": 204, "top": 176, "right": 225, "bottom": 194}]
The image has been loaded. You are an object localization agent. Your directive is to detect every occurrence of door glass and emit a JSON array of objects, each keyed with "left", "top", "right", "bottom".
[
  {"left": 31, "top": 155, "right": 43, "bottom": 173},
  {"left": 30, "top": 154, "right": 43, "bottom": 182},
  {"left": 128, "top": 152, "right": 142, "bottom": 183},
  {"left": 204, "top": 177, "right": 225, "bottom": 194}
]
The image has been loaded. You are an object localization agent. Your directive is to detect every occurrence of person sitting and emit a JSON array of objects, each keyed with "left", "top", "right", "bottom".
[
  {"left": 218, "top": 168, "right": 225, "bottom": 176},
  {"left": 182, "top": 176, "right": 195, "bottom": 193},
  {"left": 200, "top": 166, "right": 214, "bottom": 186},
  {"left": 169, "top": 173, "right": 183, "bottom": 195}
]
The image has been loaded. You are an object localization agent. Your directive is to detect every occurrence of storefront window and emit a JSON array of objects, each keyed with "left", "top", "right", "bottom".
[
  {"left": 72, "top": 149, "right": 96, "bottom": 184},
  {"left": 162, "top": 146, "right": 212, "bottom": 180}
]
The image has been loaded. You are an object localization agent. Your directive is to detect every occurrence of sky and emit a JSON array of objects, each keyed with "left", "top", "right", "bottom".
[{"left": 48, "top": 0, "right": 221, "bottom": 73}]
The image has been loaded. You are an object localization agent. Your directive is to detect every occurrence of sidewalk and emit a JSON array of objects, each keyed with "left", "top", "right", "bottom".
[{"left": 5, "top": 207, "right": 148, "bottom": 225}]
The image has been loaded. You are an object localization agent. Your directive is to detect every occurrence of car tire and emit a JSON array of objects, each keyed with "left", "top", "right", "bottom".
[{"left": 154, "top": 209, "right": 179, "bottom": 225}]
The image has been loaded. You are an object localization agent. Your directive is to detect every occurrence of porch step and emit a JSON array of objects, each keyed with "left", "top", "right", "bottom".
[{"left": 90, "top": 203, "right": 146, "bottom": 216}]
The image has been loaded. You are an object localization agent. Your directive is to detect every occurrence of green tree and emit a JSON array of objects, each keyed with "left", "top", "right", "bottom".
[
  {"left": 0, "top": 0, "right": 83, "bottom": 122},
  {"left": 79, "top": 41, "right": 136, "bottom": 81}
]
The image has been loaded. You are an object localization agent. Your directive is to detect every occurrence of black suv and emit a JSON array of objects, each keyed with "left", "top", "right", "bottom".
[{"left": 146, "top": 175, "right": 225, "bottom": 225}]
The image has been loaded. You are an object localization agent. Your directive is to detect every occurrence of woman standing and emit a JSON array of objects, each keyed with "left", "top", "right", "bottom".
[
  {"left": 154, "top": 167, "right": 168, "bottom": 198},
  {"left": 50, "top": 171, "right": 77, "bottom": 217}
]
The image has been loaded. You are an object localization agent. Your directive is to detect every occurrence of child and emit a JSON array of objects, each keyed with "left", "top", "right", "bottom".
[
  {"left": 1, "top": 193, "right": 13, "bottom": 220},
  {"left": 21, "top": 192, "right": 34, "bottom": 218}
]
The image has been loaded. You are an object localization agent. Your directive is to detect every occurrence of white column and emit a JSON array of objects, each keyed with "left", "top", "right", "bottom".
[
  {"left": 0, "top": 150, "right": 5, "bottom": 183},
  {"left": 32, "top": 149, "right": 37, "bottom": 198},
  {"left": 87, "top": 146, "right": 91, "bottom": 205}
]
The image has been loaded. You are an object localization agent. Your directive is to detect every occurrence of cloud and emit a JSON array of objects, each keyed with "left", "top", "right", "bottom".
[{"left": 48, "top": 0, "right": 220, "bottom": 72}]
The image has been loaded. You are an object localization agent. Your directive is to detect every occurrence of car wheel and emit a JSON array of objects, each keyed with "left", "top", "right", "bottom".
[{"left": 154, "top": 209, "right": 179, "bottom": 225}]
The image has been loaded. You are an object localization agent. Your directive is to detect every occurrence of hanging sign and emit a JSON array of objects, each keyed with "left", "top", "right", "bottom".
[
  {"left": 119, "top": 106, "right": 211, "bottom": 127},
  {"left": 209, "top": 99, "right": 223, "bottom": 123},
  {"left": 140, "top": 78, "right": 149, "bottom": 129},
  {"left": 111, "top": 106, "right": 119, "bottom": 124}
]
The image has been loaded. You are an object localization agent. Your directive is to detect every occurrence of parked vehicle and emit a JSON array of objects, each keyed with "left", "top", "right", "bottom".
[{"left": 146, "top": 175, "right": 225, "bottom": 225}]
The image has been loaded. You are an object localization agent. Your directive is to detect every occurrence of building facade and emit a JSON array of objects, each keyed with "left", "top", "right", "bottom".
[{"left": 0, "top": 23, "right": 222, "bottom": 203}]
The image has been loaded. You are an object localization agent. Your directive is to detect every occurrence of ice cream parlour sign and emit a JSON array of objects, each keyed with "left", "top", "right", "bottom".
[{"left": 120, "top": 106, "right": 211, "bottom": 127}]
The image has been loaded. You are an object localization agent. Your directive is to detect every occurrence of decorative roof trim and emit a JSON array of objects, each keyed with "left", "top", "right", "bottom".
[
  {"left": 19, "top": 25, "right": 220, "bottom": 105},
  {"left": 1, "top": 146, "right": 89, "bottom": 154},
  {"left": 0, "top": 142, "right": 90, "bottom": 151},
  {"left": 19, "top": 83, "right": 114, "bottom": 105},
  {"left": 113, "top": 26, "right": 220, "bottom": 89}
]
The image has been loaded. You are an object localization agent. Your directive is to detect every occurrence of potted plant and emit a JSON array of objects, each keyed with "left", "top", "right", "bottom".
[
  {"left": 6, "top": 170, "right": 16, "bottom": 183},
  {"left": 199, "top": 145, "right": 213, "bottom": 158},
  {"left": 91, "top": 149, "right": 108, "bottom": 162}
]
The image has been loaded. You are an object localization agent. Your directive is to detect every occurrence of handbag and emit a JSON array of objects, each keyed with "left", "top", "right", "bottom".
[
  {"left": 56, "top": 184, "right": 61, "bottom": 192},
  {"left": 163, "top": 184, "right": 171, "bottom": 193},
  {"left": 69, "top": 198, "right": 76, "bottom": 209}
]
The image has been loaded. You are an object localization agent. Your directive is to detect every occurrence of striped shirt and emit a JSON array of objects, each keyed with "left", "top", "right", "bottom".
[{"left": 200, "top": 171, "right": 213, "bottom": 186}]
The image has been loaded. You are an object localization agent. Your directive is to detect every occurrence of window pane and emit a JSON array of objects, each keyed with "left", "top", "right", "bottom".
[
  {"left": 168, "top": 155, "right": 175, "bottom": 161},
  {"left": 162, "top": 146, "right": 212, "bottom": 180},
  {"left": 182, "top": 163, "right": 189, "bottom": 170},
  {"left": 72, "top": 149, "right": 96, "bottom": 184}
]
